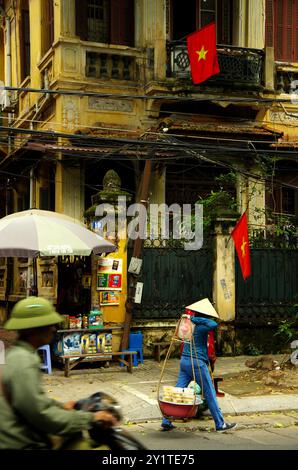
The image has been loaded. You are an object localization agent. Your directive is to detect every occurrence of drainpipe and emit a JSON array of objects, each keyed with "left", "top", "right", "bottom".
[
  {"left": 5, "top": 16, "right": 11, "bottom": 90},
  {"left": 4, "top": 15, "right": 12, "bottom": 153},
  {"left": 27, "top": 168, "right": 36, "bottom": 297}
]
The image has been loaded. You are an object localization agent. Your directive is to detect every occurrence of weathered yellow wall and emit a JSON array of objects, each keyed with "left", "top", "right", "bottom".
[
  {"left": 213, "top": 223, "right": 236, "bottom": 322},
  {"left": 0, "top": 31, "right": 4, "bottom": 83}
]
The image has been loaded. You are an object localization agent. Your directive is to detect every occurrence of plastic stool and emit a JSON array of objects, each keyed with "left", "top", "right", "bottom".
[
  {"left": 38, "top": 344, "right": 52, "bottom": 374},
  {"left": 127, "top": 331, "right": 144, "bottom": 365},
  {"left": 119, "top": 332, "right": 144, "bottom": 367}
]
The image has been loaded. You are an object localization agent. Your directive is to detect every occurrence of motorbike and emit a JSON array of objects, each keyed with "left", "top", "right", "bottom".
[{"left": 58, "top": 391, "right": 147, "bottom": 450}]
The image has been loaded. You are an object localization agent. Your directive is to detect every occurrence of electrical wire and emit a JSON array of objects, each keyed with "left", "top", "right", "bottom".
[{"left": 2, "top": 85, "right": 297, "bottom": 104}]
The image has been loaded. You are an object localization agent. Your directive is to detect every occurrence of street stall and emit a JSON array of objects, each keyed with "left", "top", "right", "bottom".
[{"left": 0, "top": 209, "right": 117, "bottom": 369}]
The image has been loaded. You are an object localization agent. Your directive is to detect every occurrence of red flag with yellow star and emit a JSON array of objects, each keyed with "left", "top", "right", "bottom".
[
  {"left": 231, "top": 212, "right": 251, "bottom": 281},
  {"left": 187, "top": 22, "right": 220, "bottom": 85}
]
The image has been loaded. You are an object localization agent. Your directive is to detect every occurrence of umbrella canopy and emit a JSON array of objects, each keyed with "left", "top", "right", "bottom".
[{"left": 0, "top": 209, "right": 116, "bottom": 257}]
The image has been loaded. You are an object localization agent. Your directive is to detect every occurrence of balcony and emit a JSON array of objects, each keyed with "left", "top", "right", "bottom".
[
  {"left": 167, "top": 42, "right": 264, "bottom": 90},
  {"left": 275, "top": 64, "right": 298, "bottom": 94},
  {"left": 86, "top": 51, "right": 138, "bottom": 81}
]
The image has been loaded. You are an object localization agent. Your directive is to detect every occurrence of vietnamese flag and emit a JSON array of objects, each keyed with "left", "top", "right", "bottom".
[
  {"left": 231, "top": 212, "right": 251, "bottom": 281},
  {"left": 187, "top": 22, "right": 220, "bottom": 85}
]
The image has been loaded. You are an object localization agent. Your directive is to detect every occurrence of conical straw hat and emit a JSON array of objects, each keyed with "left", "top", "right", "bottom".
[{"left": 185, "top": 298, "right": 219, "bottom": 318}]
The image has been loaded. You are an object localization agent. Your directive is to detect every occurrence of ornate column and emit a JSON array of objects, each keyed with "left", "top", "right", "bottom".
[
  {"left": 59, "top": 0, "right": 76, "bottom": 38},
  {"left": 141, "top": 0, "right": 167, "bottom": 80},
  {"left": 84, "top": 170, "right": 132, "bottom": 342},
  {"left": 212, "top": 199, "right": 239, "bottom": 355}
]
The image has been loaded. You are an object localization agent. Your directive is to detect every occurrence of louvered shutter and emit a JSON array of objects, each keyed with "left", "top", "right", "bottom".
[
  {"left": 265, "top": 0, "right": 274, "bottom": 47},
  {"left": 75, "top": 0, "right": 88, "bottom": 40},
  {"left": 111, "top": 0, "right": 134, "bottom": 46}
]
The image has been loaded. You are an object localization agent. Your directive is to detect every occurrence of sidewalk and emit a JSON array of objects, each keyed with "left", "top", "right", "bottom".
[{"left": 42, "top": 355, "right": 298, "bottom": 424}]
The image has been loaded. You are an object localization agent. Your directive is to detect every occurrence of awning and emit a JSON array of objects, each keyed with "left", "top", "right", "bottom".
[{"left": 158, "top": 114, "right": 283, "bottom": 140}]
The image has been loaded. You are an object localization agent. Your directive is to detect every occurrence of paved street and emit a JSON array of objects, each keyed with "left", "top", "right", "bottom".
[{"left": 127, "top": 417, "right": 298, "bottom": 450}]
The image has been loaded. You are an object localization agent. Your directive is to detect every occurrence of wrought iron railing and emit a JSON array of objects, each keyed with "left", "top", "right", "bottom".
[{"left": 167, "top": 42, "right": 264, "bottom": 90}]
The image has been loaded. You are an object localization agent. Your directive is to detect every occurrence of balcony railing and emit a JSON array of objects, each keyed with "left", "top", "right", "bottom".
[
  {"left": 167, "top": 42, "right": 264, "bottom": 90},
  {"left": 276, "top": 65, "right": 298, "bottom": 94},
  {"left": 86, "top": 51, "right": 137, "bottom": 81}
]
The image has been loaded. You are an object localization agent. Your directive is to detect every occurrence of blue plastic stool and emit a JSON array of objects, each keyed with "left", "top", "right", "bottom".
[
  {"left": 120, "top": 332, "right": 144, "bottom": 367},
  {"left": 38, "top": 345, "right": 52, "bottom": 374},
  {"left": 128, "top": 332, "right": 144, "bottom": 364}
]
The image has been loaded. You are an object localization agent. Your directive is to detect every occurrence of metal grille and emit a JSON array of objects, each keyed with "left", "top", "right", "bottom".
[
  {"left": 236, "top": 248, "right": 298, "bottom": 324},
  {"left": 130, "top": 243, "right": 213, "bottom": 319}
]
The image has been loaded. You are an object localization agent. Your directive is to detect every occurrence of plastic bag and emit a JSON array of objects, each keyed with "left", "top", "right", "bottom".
[{"left": 175, "top": 315, "right": 194, "bottom": 341}]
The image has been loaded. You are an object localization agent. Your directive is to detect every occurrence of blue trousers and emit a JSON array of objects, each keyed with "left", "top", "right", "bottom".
[{"left": 162, "top": 356, "right": 225, "bottom": 430}]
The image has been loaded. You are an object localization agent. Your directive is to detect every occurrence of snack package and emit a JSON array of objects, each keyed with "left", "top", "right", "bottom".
[
  {"left": 81, "top": 334, "right": 90, "bottom": 354},
  {"left": 104, "top": 333, "right": 113, "bottom": 353},
  {"left": 97, "top": 333, "right": 105, "bottom": 353},
  {"left": 63, "top": 333, "right": 81, "bottom": 355},
  {"left": 53, "top": 337, "right": 64, "bottom": 356},
  {"left": 88, "top": 334, "right": 98, "bottom": 354},
  {"left": 69, "top": 316, "right": 77, "bottom": 329}
]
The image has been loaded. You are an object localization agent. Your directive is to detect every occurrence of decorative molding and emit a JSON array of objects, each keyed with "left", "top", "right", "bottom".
[
  {"left": 88, "top": 97, "right": 133, "bottom": 113},
  {"left": 62, "top": 100, "right": 79, "bottom": 129},
  {"left": 269, "top": 110, "right": 298, "bottom": 123}
]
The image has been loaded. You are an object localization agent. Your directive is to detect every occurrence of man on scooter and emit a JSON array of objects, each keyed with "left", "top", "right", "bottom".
[{"left": 0, "top": 296, "right": 118, "bottom": 449}]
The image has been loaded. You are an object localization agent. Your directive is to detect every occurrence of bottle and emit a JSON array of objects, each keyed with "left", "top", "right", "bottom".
[
  {"left": 89, "top": 306, "right": 103, "bottom": 329},
  {"left": 82, "top": 314, "right": 88, "bottom": 329},
  {"left": 76, "top": 314, "right": 82, "bottom": 329}
]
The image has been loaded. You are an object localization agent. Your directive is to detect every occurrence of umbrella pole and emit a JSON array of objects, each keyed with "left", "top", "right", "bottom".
[{"left": 32, "top": 257, "right": 38, "bottom": 296}]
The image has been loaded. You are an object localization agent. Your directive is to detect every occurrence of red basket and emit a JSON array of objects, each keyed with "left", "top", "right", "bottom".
[{"left": 159, "top": 399, "right": 198, "bottom": 419}]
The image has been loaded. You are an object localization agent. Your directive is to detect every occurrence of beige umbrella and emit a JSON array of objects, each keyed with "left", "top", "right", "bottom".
[{"left": 0, "top": 209, "right": 116, "bottom": 294}]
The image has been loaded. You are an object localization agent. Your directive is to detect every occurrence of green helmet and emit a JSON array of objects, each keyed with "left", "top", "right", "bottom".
[{"left": 4, "top": 296, "right": 63, "bottom": 330}]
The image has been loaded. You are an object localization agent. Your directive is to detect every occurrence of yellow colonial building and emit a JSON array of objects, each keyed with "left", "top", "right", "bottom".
[{"left": 0, "top": 0, "right": 297, "bottom": 354}]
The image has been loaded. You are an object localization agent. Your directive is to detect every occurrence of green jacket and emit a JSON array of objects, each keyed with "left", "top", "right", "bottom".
[{"left": 0, "top": 340, "right": 94, "bottom": 449}]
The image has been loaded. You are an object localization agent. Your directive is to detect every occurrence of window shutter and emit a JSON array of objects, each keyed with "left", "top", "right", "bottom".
[
  {"left": 217, "top": 0, "right": 233, "bottom": 45},
  {"left": 110, "top": 0, "right": 134, "bottom": 46},
  {"left": 286, "top": 0, "right": 294, "bottom": 61},
  {"left": 273, "top": 0, "right": 298, "bottom": 61},
  {"left": 75, "top": 0, "right": 88, "bottom": 40},
  {"left": 293, "top": 0, "right": 298, "bottom": 60},
  {"left": 49, "top": 0, "right": 54, "bottom": 45},
  {"left": 265, "top": 0, "right": 274, "bottom": 47}
]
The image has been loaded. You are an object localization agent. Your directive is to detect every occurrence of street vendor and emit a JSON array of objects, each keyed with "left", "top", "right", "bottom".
[{"left": 161, "top": 298, "right": 237, "bottom": 432}]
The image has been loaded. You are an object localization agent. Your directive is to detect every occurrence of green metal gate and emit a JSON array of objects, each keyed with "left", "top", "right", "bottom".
[
  {"left": 130, "top": 244, "right": 213, "bottom": 319},
  {"left": 236, "top": 248, "right": 298, "bottom": 324}
]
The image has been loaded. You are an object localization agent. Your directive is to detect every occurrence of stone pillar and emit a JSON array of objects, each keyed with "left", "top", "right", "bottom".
[
  {"left": 55, "top": 158, "right": 84, "bottom": 219},
  {"left": 235, "top": 0, "right": 265, "bottom": 49},
  {"left": 213, "top": 211, "right": 238, "bottom": 355},
  {"left": 139, "top": 0, "right": 167, "bottom": 80},
  {"left": 59, "top": 0, "right": 76, "bottom": 38},
  {"left": 236, "top": 172, "right": 248, "bottom": 215},
  {"left": 247, "top": 175, "right": 266, "bottom": 230},
  {"left": 265, "top": 47, "right": 275, "bottom": 91},
  {"left": 236, "top": 170, "right": 266, "bottom": 230},
  {"left": 246, "top": 0, "right": 265, "bottom": 49},
  {"left": 213, "top": 217, "right": 237, "bottom": 323},
  {"left": 84, "top": 170, "right": 132, "bottom": 328}
]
